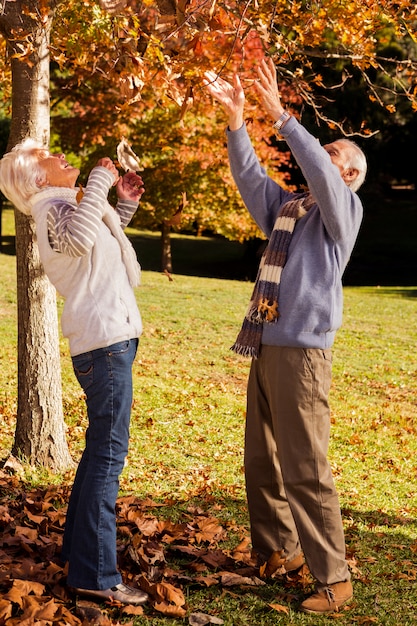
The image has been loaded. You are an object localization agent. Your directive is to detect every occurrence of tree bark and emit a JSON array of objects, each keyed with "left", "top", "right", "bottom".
[
  {"left": 161, "top": 221, "right": 173, "bottom": 273},
  {"left": 0, "top": 1, "right": 73, "bottom": 470}
]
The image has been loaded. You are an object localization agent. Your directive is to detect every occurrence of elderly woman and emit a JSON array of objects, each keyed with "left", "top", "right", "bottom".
[{"left": 0, "top": 140, "right": 149, "bottom": 606}]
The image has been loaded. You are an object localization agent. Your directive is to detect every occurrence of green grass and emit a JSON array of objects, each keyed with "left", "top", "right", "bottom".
[{"left": 1, "top": 206, "right": 417, "bottom": 624}]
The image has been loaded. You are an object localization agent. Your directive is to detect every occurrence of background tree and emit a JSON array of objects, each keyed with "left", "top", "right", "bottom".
[
  {"left": 0, "top": 0, "right": 72, "bottom": 469},
  {"left": 48, "top": 0, "right": 417, "bottom": 215},
  {"left": 62, "top": 0, "right": 416, "bottom": 126}
]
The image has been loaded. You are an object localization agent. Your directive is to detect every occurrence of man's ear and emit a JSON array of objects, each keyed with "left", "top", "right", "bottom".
[{"left": 342, "top": 168, "right": 359, "bottom": 185}]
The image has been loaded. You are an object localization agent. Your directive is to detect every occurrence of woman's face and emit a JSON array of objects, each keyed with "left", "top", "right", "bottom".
[{"left": 36, "top": 150, "right": 80, "bottom": 188}]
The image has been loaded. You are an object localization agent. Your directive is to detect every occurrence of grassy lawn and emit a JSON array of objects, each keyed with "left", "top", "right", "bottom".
[{"left": 0, "top": 206, "right": 416, "bottom": 625}]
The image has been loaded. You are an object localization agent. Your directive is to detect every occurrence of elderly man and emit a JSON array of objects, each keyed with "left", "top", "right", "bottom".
[{"left": 204, "top": 58, "right": 366, "bottom": 614}]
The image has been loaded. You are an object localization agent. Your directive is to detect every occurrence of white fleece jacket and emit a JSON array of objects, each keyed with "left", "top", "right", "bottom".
[{"left": 30, "top": 166, "right": 142, "bottom": 356}]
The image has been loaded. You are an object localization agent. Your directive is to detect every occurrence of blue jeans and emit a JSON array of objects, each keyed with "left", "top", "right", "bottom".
[{"left": 62, "top": 339, "right": 138, "bottom": 590}]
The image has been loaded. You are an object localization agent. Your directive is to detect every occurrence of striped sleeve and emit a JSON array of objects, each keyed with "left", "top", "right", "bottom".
[
  {"left": 116, "top": 199, "right": 138, "bottom": 228},
  {"left": 47, "top": 167, "right": 114, "bottom": 257}
]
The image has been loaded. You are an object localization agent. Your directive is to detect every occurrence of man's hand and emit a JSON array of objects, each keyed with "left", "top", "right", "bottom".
[
  {"left": 203, "top": 71, "right": 245, "bottom": 131},
  {"left": 116, "top": 171, "right": 145, "bottom": 202},
  {"left": 254, "top": 58, "right": 285, "bottom": 122}
]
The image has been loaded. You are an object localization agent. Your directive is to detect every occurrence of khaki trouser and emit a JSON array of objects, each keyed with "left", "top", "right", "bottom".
[{"left": 245, "top": 345, "right": 350, "bottom": 588}]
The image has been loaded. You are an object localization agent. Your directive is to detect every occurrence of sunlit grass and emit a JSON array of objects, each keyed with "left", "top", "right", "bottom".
[{"left": 1, "top": 207, "right": 417, "bottom": 624}]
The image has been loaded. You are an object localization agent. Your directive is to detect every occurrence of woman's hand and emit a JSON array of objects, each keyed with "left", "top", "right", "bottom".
[
  {"left": 203, "top": 71, "right": 245, "bottom": 131},
  {"left": 96, "top": 157, "right": 120, "bottom": 185},
  {"left": 116, "top": 171, "right": 145, "bottom": 202}
]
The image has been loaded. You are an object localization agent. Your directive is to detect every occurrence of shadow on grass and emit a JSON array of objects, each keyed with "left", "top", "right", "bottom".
[
  {"left": 351, "top": 286, "right": 417, "bottom": 299},
  {"left": 129, "top": 227, "right": 417, "bottom": 288},
  {"left": 2, "top": 187, "right": 416, "bottom": 286},
  {"left": 0, "top": 235, "right": 16, "bottom": 256},
  {"left": 128, "top": 230, "right": 260, "bottom": 282}
]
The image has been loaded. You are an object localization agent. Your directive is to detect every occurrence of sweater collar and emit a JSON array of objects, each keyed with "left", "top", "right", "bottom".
[{"left": 29, "top": 186, "right": 78, "bottom": 207}]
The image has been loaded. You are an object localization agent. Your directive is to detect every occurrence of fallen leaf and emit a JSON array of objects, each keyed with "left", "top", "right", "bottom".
[
  {"left": 189, "top": 611, "right": 224, "bottom": 625},
  {"left": 3, "top": 579, "right": 46, "bottom": 606},
  {"left": 0, "top": 599, "right": 12, "bottom": 621},
  {"left": 121, "top": 604, "right": 145, "bottom": 615},
  {"left": 269, "top": 602, "right": 289, "bottom": 614},
  {"left": 75, "top": 600, "right": 109, "bottom": 624},
  {"left": 195, "top": 517, "right": 225, "bottom": 544},
  {"left": 219, "top": 571, "right": 265, "bottom": 587},
  {"left": 194, "top": 574, "right": 219, "bottom": 587}
]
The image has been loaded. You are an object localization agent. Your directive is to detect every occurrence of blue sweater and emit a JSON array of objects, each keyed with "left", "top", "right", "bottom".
[{"left": 227, "top": 116, "right": 363, "bottom": 349}]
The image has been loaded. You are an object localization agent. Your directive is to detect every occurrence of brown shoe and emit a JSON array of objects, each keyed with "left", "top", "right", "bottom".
[
  {"left": 74, "top": 582, "right": 149, "bottom": 605},
  {"left": 261, "top": 551, "right": 305, "bottom": 578},
  {"left": 300, "top": 581, "right": 353, "bottom": 614}
]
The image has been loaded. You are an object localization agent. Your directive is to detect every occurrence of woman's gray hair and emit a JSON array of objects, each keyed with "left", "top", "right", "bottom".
[
  {"left": 0, "top": 138, "right": 48, "bottom": 215},
  {"left": 338, "top": 138, "right": 367, "bottom": 192}
]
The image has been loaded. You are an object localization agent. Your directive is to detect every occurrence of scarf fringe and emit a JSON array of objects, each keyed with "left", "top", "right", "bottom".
[{"left": 230, "top": 342, "right": 260, "bottom": 359}]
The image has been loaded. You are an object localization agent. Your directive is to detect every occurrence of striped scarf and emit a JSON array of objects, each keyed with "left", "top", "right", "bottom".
[{"left": 231, "top": 193, "right": 314, "bottom": 358}]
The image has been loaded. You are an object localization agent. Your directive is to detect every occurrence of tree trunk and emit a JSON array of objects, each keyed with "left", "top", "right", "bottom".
[
  {"left": 1, "top": 1, "right": 73, "bottom": 470},
  {"left": 13, "top": 210, "right": 72, "bottom": 468},
  {"left": 161, "top": 221, "right": 173, "bottom": 273},
  {"left": 0, "top": 197, "right": 3, "bottom": 251}
]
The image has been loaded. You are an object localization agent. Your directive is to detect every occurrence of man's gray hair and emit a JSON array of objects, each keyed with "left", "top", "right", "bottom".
[{"left": 338, "top": 138, "right": 367, "bottom": 192}]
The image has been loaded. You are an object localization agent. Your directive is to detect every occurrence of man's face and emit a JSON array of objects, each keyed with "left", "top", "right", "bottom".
[
  {"left": 36, "top": 150, "right": 80, "bottom": 188},
  {"left": 323, "top": 141, "right": 351, "bottom": 174},
  {"left": 323, "top": 140, "right": 358, "bottom": 188}
]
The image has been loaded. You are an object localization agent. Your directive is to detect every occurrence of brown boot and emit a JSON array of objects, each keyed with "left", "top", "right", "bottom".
[{"left": 300, "top": 581, "right": 353, "bottom": 614}]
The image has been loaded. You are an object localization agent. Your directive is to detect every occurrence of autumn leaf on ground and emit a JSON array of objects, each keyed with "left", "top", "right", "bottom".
[
  {"left": 230, "top": 536, "right": 252, "bottom": 564},
  {"left": 130, "top": 536, "right": 166, "bottom": 566},
  {"left": 394, "top": 568, "right": 417, "bottom": 580},
  {"left": 0, "top": 599, "right": 12, "bottom": 622},
  {"left": 189, "top": 611, "right": 224, "bottom": 625},
  {"left": 194, "top": 573, "right": 220, "bottom": 587},
  {"left": 137, "top": 575, "right": 186, "bottom": 617},
  {"left": 75, "top": 599, "right": 109, "bottom": 624},
  {"left": 269, "top": 602, "right": 289, "bottom": 614},
  {"left": 219, "top": 571, "right": 265, "bottom": 587},
  {"left": 153, "top": 601, "right": 187, "bottom": 618},
  {"left": 121, "top": 603, "right": 145, "bottom": 616},
  {"left": 194, "top": 517, "right": 226, "bottom": 544},
  {"left": 12, "top": 595, "right": 72, "bottom": 625},
  {"left": 0, "top": 504, "right": 12, "bottom": 524},
  {"left": 198, "top": 548, "right": 236, "bottom": 572},
  {"left": 3, "top": 579, "right": 46, "bottom": 605},
  {"left": 53, "top": 604, "right": 83, "bottom": 625},
  {"left": 289, "top": 563, "right": 312, "bottom": 587},
  {"left": 259, "top": 549, "right": 285, "bottom": 578},
  {"left": 2, "top": 454, "right": 25, "bottom": 478}
]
